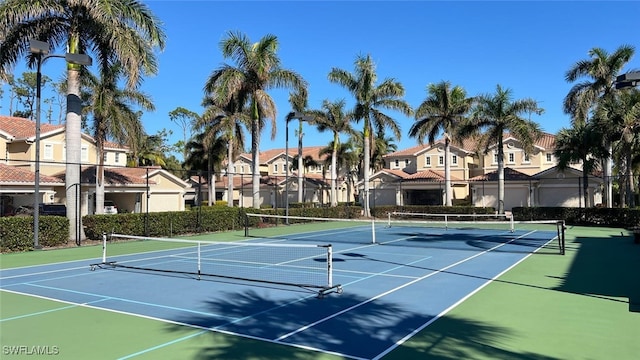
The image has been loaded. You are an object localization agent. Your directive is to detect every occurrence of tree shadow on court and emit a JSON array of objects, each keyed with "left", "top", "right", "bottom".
[
  {"left": 162, "top": 289, "right": 559, "bottom": 359},
  {"left": 554, "top": 232, "right": 640, "bottom": 312}
]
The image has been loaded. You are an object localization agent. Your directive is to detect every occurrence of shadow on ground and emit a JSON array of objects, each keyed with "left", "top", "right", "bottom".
[
  {"left": 557, "top": 232, "right": 640, "bottom": 312},
  {"left": 162, "top": 290, "right": 560, "bottom": 359}
]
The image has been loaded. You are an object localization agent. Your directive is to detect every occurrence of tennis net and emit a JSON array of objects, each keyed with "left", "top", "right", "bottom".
[
  {"left": 244, "top": 212, "right": 566, "bottom": 255},
  {"left": 89, "top": 234, "right": 342, "bottom": 297}
]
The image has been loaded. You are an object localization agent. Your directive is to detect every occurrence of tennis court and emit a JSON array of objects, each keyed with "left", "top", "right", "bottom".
[{"left": 0, "top": 214, "right": 571, "bottom": 359}]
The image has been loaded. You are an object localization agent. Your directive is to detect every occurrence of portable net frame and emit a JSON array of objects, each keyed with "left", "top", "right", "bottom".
[{"left": 89, "top": 234, "right": 342, "bottom": 298}]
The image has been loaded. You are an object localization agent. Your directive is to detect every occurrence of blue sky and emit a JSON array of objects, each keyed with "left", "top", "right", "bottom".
[{"left": 2, "top": 1, "right": 639, "bottom": 160}]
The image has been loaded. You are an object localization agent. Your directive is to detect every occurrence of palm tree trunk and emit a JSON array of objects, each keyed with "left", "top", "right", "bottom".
[
  {"left": 497, "top": 146, "right": 505, "bottom": 214},
  {"left": 444, "top": 138, "right": 452, "bottom": 206},
  {"left": 66, "top": 67, "right": 83, "bottom": 242},
  {"left": 208, "top": 156, "right": 215, "bottom": 206},
  {"left": 626, "top": 150, "right": 633, "bottom": 207},
  {"left": 297, "top": 120, "right": 303, "bottom": 203},
  {"left": 331, "top": 135, "right": 338, "bottom": 207},
  {"left": 363, "top": 122, "right": 371, "bottom": 217},
  {"left": 227, "top": 137, "right": 234, "bottom": 207},
  {"left": 582, "top": 169, "right": 589, "bottom": 207},
  {"left": 251, "top": 119, "right": 260, "bottom": 209},
  {"left": 95, "top": 140, "right": 105, "bottom": 215}
]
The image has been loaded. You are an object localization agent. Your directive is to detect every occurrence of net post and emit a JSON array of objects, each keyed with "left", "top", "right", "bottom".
[
  {"left": 444, "top": 214, "right": 449, "bottom": 230},
  {"left": 371, "top": 218, "right": 376, "bottom": 244},
  {"left": 387, "top": 212, "right": 391, "bottom": 228},
  {"left": 244, "top": 213, "right": 249, "bottom": 237},
  {"left": 509, "top": 213, "right": 515, "bottom": 233},
  {"left": 559, "top": 220, "right": 566, "bottom": 255},
  {"left": 326, "top": 245, "right": 333, "bottom": 288},
  {"left": 197, "top": 241, "right": 201, "bottom": 280},
  {"left": 101, "top": 232, "right": 107, "bottom": 263}
]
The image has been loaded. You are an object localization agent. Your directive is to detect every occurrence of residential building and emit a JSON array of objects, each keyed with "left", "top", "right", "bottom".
[{"left": 0, "top": 115, "right": 187, "bottom": 217}]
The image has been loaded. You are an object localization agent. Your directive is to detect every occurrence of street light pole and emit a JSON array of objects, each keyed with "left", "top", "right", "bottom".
[{"left": 29, "top": 39, "right": 92, "bottom": 249}]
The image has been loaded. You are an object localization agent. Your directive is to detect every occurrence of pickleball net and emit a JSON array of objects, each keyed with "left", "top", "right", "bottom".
[
  {"left": 89, "top": 234, "right": 342, "bottom": 297},
  {"left": 244, "top": 212, "right": 566, "bottom": 254}
]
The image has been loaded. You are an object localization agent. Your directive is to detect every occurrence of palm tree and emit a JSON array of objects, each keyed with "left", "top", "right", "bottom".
[
  {"left": 564, "top": 45, "right": 635, "bottom": 124},
  {"left": 409, "top": 81, "right": 475, "bottom": 206},
  {"left": 199, "top": 96, "right": 248, "bottom": 207},
  {"left": 459, "top": 85, "right": 544, "bottom": 214},
  {"left": 204, "top": 31, "right": 306, "bottom": 209},
  {"left": 310, "top": 99, "right": 355, "bottom": 206},
  {"left": 564, "top": 45, "right": 635, "bottom": 207},
  {"left": 287, "top": 89, "right": 310, "bottom": 203},
  {"left": 0, "top": 0, "right": 165, "bottom": 241},
  {"left": 320, "top": 140, "right": 359, "bottom": 204},
  {"left": 554, "top": 123, "right": 607, "bottom": 207},
  {"left": 84, "top": 63, "right": 150, "bottom": 214},
  {"left": 594, "top": 88, "right": 640, "bottom": 207},
  {"left": 184, "top": 130, "right": 227, "bottom": 206},
  {"left": 328, "top": 54, "right": 413, "bottom": 216},
  {"left": 128, "top": 134, "right": 167, "bottom": 167},
  {"left": 371, "top": 132, "right": 397, "bottom": 172}
]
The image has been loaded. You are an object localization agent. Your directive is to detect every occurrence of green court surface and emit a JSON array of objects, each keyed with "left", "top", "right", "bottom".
[{"left": 1, "top": 225, "right": 639, "bottom": 359}]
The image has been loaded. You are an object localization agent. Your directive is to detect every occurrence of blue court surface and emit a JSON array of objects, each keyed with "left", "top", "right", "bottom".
[{"left": 0, "top": 223, "right": 560, "bottom": 360}]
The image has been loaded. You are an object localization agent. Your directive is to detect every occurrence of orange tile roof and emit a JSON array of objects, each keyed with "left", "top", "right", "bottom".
[
  {"left": 239, "top": 146, "right": 327, "bottom": 164},
  {"left": 0, "top": 163, "right": 64, "bottom": 184},
  {"left": 469, "top": 167, "right": 535, "bottom": 181},
  {"left": 0, "top": 115, "right": 128, "bottom": 150},
  {"left": 0, "top": 115, "right": 64, "bottom": 139}
]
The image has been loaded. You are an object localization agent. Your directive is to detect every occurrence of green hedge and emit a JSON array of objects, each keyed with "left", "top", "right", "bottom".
[
  {"left": 0, "top": 216, "right": 70, "bottom": 252},
  {"left": 83, "top": 206, "right": 246, "bottom": 239},
  {"left": 371, "top": 205, "right": 496, "bottom": 218},
  {"left": 512, "top": 207, "right": 640, "bottom": 228}
]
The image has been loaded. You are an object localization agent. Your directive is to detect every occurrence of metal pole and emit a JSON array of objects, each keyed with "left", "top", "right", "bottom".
[
  {"left": 33, "top": 55, "right": 42, "bottom": 249},
  {"left": 285, "top": 119, "right": 289, "bottom": 224}
]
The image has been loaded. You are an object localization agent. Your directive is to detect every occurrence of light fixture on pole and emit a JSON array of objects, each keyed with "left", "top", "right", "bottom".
[
  {"left": 285, "top": 112, "right": 313, "bottom": 224},
  {"left": 615, "top": 71, "right": 640, "bottom": 89},
  {"left": 29, "top": 39, "right": 92, "bottom": 249}
]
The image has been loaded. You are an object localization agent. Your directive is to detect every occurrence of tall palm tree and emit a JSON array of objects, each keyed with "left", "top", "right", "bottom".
[
  {"left": 0, "top": 0, "right": 165, "bottom": 241},
  {"left": 128, "top": 134, "right": 167, "bottom": 167},
  {"left": 287, "top": 89, "right": 310, "bottom": 203},
  {"left": 564, "top": 45, "right": 635, "bottom": 124},
  {"left": 554, "top": 123, "right": 607, "bottom": 207},
  {"left": 409, "top": 81, "right": 474, "bottom": 206},
  {"left": 563, "top": 45, "right": 635, "bottom": 207},
  {"left": 310, "top": 99, "right": 355, "bottom": 206},
  {"left": 459, "top": 85, "right": 544, "bottom": 214},
  {"left": 84, "top": 63, "right": 150, "bottom": 214},
  {"left": 328, "top": 54, "right": 413, "bottom": 216},
  {"left": 204, "top": 31, "right": 306, "bottom": 209},
  {"left": 199, "top": 96, "right": 248, "bottom": 207}
]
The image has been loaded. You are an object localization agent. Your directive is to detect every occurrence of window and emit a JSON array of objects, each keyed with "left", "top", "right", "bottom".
[
  {"left": 395, "top": 159, "right": 399, "bottom": 167},
  {"left": 523, "top": 153, "right": 530, "bottom": 163},
  {"left": 451, "top": 155, "right": 458, "bottom": 165},
  {"left": 81, "top": 146, "right": 88, "bottom": 162},
  {"left": 43, "top": 143, "right": 53, "bottom": 160},
  {"left": 425, "top": 156, "right": 431, "bottom": 167},
  {"left": 438, "top": 156, "right": 444, "bottom": 166},
  {"left": 546, "top": 153, "right": 553, "bottom": 162},
  {"left": 404, "top": 159, "right": 409, "bottom": 166},
  {"left": 233, "top": 166, "right": 237, "bottom": 174},
  {"left": 493, "top": 152, "right": 499, "bottom": 164},
  {"left": 508, "top": 153, "right": 515, "bottom": 163},
  {"left": 103, "top": 152, "right": 108, "bottom": 162},
  {"left": 274, "top": 164, "right": 278, "bottom": 173},
  {"left": 115, "top": 153, "right": 120, "bottom": 163}
]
